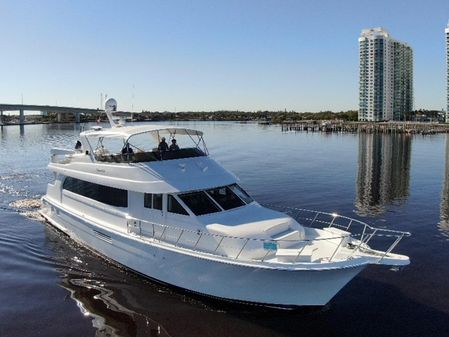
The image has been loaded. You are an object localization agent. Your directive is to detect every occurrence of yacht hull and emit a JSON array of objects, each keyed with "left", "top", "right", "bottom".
[{"left": 40, "top": 202, "right": 365, "bottom": 307}]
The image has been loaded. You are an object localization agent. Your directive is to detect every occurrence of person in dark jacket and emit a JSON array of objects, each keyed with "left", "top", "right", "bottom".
[
  {"left": 158, "top": 137, "right": 169, "bottom": 151},
  {"left": 121, "top": 142, "right": 134, "bottom": 161},
  {"left": 169, "top": 139, "right": 179, "bottom": 151},
  {"left": 122, "top": 142, "right": 134, "bottom": 154}
]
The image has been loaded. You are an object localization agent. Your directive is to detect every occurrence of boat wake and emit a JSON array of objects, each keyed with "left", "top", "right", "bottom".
[{"left": 9, "top": 198, "right": 45, "bottom": 222}]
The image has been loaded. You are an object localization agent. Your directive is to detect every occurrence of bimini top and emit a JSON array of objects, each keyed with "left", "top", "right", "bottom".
[
  {"left": 80, "top": 123, "right": 209, "bottom": 164},
  {"left": 82, "top": 124, "right": 203, "bottom": 142}
]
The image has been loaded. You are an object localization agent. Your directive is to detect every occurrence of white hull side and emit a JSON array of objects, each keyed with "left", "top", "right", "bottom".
[{"left": 40, "top": 204, "right": 365, "bottom": 306}]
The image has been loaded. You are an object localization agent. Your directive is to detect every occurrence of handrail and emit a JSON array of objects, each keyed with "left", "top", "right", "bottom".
[
  {"left": 128, "top": 205, "right": 410, "bottom": 265},
  {"left": 265, "top": 204, "right": 411, "bottom": 237},
  {"left": 137, "top": 218, "right": 342, "bottom": 258},
  {"left": 265, "top": 204, "right": 410, "bottom": 262}
]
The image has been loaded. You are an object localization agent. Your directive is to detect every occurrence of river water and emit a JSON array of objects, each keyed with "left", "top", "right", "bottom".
[{"left": 0, "top": 122, "right": 448, "bottom": 337}]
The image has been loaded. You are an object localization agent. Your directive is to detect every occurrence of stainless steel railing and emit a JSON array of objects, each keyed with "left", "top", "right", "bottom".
[
  {"left": 266, "top": 205, "right": 411, "bottom": 262},
  {"left": 133, "top": 219, "right": 345, "bottom": 263},
  {"left": 127, "top": 206, "right": 410, "bottom": 265}
]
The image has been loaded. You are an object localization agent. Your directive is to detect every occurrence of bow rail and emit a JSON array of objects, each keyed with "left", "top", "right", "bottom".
[
  {"left": 126, "top": 206, "right": 410, "bottom": 265},
  {"left": 267, "top": 205, "right": 410, "bottom": 262}
]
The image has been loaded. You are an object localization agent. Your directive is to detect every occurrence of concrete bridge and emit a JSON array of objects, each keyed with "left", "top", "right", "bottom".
[{"left": 0, "top": 104, "right": 103, "bottom": 125}]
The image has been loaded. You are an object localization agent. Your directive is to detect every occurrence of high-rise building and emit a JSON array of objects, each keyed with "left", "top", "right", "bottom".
[
  {"left": 446, "top": 22, "right": 449, "bottom": 122},
  {"left": 358, "top": 28, "right": 413, "bottom": 121}
]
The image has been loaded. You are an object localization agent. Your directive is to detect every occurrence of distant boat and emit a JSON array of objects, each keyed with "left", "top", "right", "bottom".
[{"left": 40, "top": 98, "right": 410, "bottom": 307}]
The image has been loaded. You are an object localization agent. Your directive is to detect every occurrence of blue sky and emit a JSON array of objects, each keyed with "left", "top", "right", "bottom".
[{"left": 1, "top": 0, "right": 448, "bottom": 112}]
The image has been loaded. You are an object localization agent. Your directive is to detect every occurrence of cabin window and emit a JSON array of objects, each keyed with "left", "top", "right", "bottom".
[
  {"left": 63, "top": 177, "right": 128, "bottom": 207},
  {"left": 229, "top": 184, "right": 253, "bottom": 204},
  {"left": 178, "top": 191, "right": 220, "bottom": 216},
  {"left": 144, "top": 193, "right": 163, "bottom": 210},
  {"left": 153, "top": 194, "right": 163, "bottom": 210},
  {"left": 206, "top": 186, "right": 245, "bottom": 210},
  {"left": 167, "top": 195, "right": 189, "bottom": 215}
]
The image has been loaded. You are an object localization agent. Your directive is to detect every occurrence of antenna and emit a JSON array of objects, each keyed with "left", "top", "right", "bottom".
[
  {"left": 104, "top": 98, "right": 118, "bottom": 127},
  {"left": 132, "top": 83, "right": 135, "bottom": 112}
]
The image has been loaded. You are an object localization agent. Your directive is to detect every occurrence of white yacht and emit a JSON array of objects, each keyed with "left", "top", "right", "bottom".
[{"left": 40, "top": 99, "right": 410, "bottom": 307}]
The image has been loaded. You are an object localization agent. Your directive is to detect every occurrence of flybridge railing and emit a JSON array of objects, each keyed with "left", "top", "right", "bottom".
[
  {"left": 126, "top": 207, "right": 410, "bottom": 264},
  {"left": 94, "top": 147, "right": 207, "bottom": 164},
  {"left": 266, "top": 205, "right": 411, "bottom": 262}
]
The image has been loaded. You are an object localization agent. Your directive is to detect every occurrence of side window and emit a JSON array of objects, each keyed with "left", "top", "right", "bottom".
[
  {"left": 63, "top": 177, "right": 128, "bottom": 207},
  {"left": 144, "top": 193, "right": 152, "bottom": 208},
  {"left": 167, "top": 195, "right": 189, "bottom": 216},
  {"left": 144, "top": 193, "right": 163, "bottom": 210},
  {"left": 153, "top": 194, "right": 162, "bottom": 210}
]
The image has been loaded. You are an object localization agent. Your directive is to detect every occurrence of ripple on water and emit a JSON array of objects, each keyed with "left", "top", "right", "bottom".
[
  {"left": 0, "top": 230, "right": 55, "bottom": 287},
  {"left": 0, "top": 183, "right": 23, "bottom": 197}
]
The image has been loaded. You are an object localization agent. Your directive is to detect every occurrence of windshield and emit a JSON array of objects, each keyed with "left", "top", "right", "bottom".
[
  {"left": 178, "top": 184, "right": 254, "bottom": 216},
  {"left": 179, "top": 191, "right": 220, "bottom": 216},
  {"left": 206, "top": 186, "right": 245, "bottom": 210},
  {"left": 229, "top": 184, "right": 253, "bottom": 204}
]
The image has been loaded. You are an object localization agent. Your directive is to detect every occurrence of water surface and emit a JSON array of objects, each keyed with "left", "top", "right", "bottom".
[{"left": 1, "top": 122, "right": 448, "bottom": 336}]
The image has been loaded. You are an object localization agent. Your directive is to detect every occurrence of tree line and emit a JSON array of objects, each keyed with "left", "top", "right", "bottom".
[{"left": 135, "top": 110, "right": 359, "bottom": 123}]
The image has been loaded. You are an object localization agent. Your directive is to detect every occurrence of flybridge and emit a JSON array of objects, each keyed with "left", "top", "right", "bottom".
[{"left": 77, "top": 98, "right": 209, "bottom": 163}]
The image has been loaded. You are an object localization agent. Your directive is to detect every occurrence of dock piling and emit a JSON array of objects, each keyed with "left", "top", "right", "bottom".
[{"left": 281, "top": 121, "right": 449, "bottom": 135}]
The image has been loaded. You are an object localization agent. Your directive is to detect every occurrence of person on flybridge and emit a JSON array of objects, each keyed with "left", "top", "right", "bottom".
[
  {"left": 75, "top": 140, "right": 82, "bottom": 150},
  {"left": 169, "top": 139, "right": 179, "bottom": 151},
  {"left": 158, "top": 137, "right": 169, "bottom": 151}
]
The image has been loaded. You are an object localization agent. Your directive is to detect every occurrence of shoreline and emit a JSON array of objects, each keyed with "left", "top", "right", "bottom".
[{"left": 2, "top": 119, "right": 449, "bottom": 135}]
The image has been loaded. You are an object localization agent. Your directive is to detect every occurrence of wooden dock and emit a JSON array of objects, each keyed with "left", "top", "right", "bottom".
[{"left": 281, "top": 121, "right": 449, "bottom": 135}]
